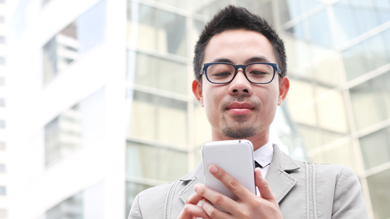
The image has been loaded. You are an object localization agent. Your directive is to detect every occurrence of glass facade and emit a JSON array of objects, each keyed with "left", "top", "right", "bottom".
[{"left": 6, "top": 0, "right": 390, "bottom": 218}]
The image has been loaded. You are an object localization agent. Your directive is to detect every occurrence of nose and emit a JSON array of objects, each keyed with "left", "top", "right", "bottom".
[{"left": 228, "top": 69, "right": 253, "bottom": 96}]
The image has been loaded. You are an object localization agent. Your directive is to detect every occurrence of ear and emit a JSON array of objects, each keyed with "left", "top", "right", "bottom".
[
  {"left": 192, "top": 80, "right": 204, "bottom": 107},
  {"left": 278, "top": 77, "right": 290, "bottom": 106}
]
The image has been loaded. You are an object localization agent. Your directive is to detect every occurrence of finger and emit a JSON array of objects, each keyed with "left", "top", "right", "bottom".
[
  {"left": 179, "top": 204, "right": 212, "bottom": 219},
  {"left": 255, "top": 167, "right": 276, "bottom": 201},
  {"left": 202, "top": 200, "right": 233, "bottom": 219},
  {"left": 186, "top": 188, "right": 204, "bottom": 205},
  {"left": 208, "top": 165, "right": 252, "bottom": 200},
  {"left": 195, "top": 183, "right": 238, "bottom": 215}
]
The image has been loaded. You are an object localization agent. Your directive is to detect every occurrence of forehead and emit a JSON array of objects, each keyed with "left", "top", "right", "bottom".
[{"left": 203, "top": 29, "right": 276, "bottom": 64}]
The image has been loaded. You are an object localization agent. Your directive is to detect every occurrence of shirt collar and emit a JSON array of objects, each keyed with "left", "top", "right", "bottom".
[{"left": 253, "top": 142, "right": 273, "bottom": 168}]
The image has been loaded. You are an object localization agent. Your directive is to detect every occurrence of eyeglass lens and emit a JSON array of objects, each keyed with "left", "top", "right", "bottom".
[{"left": 207, "top": 64, "right": 274, "bottom": 84}]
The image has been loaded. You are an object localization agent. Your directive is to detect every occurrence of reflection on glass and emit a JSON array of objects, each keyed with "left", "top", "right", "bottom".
[
  {"left": 45, "top": 89, "right": 105, "bottom": 166},
  {"left": 127, "top": 90, "right": 187, "bottom": 147},
  {"left": 333, "top": 0, "right": 390, "bottom": 45},
  {"left": 127, "top": 2, "right": 187, "bottom": 56},
  {"left": 342, "top": 29, "right": 390, "bottom": 81},
  {"left": 278, "top": 0, "right": 322, "bottom": 24},
  {"left": 308, "top": 10, "right": 333, "bottom": 48},
  {"left": 349, "top": 73, "right": 389, "bottom": 130},
  {"left": 42, "top": 0, "right": 106, "bottom": 84},
  {"left": 125, "top": 182, "right": 151, "bottom": 218},
  {"left": 128, "top": 52, "right": 187, "bottom": 94},
  {"left": 126, "top": 142, "right": 188, "bottom": 182},
  {"left": 360, "top": 127, "right": 390, "bottom": 170},
  {"left": 367, "top": 169, "right": 390, "bottom": 219},
  {"left": 191, "top": 0, "right": 231, "bottom": 17}
]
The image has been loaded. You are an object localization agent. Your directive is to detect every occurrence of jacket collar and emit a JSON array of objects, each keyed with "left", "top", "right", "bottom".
[{"left": 178, "top": 144, "right": 300, "bottom": 203}]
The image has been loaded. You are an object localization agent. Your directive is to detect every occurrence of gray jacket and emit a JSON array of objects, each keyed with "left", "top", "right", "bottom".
[{"left": 129, "top": 145, "right": 368, "bottom": 219}]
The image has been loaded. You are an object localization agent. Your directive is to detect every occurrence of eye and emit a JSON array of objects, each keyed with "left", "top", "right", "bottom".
[{"left": 213, "top": 72, "right": 232, "bottom": 77}]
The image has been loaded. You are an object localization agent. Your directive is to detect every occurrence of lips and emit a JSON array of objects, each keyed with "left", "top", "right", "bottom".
[{"left": 227, "top": 102, "right": 254, "bottom": 115}]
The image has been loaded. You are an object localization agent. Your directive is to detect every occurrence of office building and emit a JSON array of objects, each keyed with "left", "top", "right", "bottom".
[{"left": 6, "top": 0, "right": 389, "bottom": 219}]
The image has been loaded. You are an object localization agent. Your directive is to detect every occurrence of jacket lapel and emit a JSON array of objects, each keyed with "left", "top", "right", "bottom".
[
  {"left": 265, "top": 145, "right": 300, "bottom": 203},
  {"left": 179, "top": 161, "right": 204, "bottom": 203}
]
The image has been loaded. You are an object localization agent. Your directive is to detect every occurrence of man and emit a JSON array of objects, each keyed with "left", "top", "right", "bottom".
[{"left": 129, "top": 6, "right": 368, "bottom": 219}]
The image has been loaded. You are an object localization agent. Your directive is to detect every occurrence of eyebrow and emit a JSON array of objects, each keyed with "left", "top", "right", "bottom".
[{"left": 210, "top": 56, "right": 271, "bottom": 65}]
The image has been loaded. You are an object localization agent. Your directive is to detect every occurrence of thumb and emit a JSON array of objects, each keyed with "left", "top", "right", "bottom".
[{"left": 255, "top": 168, "right": 276, "bottom": 201}]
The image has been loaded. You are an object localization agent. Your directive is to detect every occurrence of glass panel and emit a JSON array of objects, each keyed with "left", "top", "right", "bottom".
[
  {"left": 127, "top": 3, "right": 187, "bottom": 56},
  {"left": 286, "top": 79, "right": 317, "bottom": 126},
  {"left": 0, "top": 98, "right": 4, "bottom": 107},
  {"left": 349, "top": 74, "right": 388, "bottom": 130},
  {"left": 316, "top": 90, "right": 349, "bottom": 134},
  {"left": 0, "top": 36, "right": 5, "bottom": 44},
  {"left": 299, "top": 125, "right": 321, "bottom": 151},
  {"left": 279, "top": 0, "right": 322, "bottom": 24},
  {"left": 311, "top": 53, "right": 344, "bottom": 87},
  {"left": 367, "top": 169, "right": 390, "bottom": 219},
  {"left": 324, "top": 141, "right": 358, "bottom": 173},
  {"left": 153, "top": 0, "right": 187, "bottom": 9},
  {"left": 127, "top": 90, "right": 187, "bottom": 147},
  {"left": 0, "top": 141, "right": 5, "bottom": 151},
  {"left": 0, "top": 163, "right": 5, "bottom": 173},
  {"left": 0, "top": 120, "right": 5, "bottom": 129},
  {"left": 128, "top": 52, "right": 187, "bottom": 94},
  {"left": 359, "top": 127, "right": 390, "bottom": 170},
  {"left": 0, "top": 186, "right": 6, "bottom": 196},
  {"left": 125, "top": 182, "right": 151, "bottom": 218},
  {"left": 308, "top": 9, "right": 333, "bottom": 48},
  {"left": 126, "top": 142, "right": 188, "bottom": 182},
  {"left": 342, "top": 42, "right": 370, "bottom": 81},
  {"left": 42, "top": 0, "right": 106, "bottom": 84},
  {"left": 193, "top": 99, "right": 211, "bottom": 147},
  {"left": 333, "top": 0, "right": 390, "bottom": 45}
]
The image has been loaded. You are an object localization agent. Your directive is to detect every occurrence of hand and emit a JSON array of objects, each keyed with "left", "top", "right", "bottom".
[
  {"left": 194, "top": 165, "right": 283, "bottom": 219},
  {"left": 177, "top": 191, "right": 211, "bottom": 219}
]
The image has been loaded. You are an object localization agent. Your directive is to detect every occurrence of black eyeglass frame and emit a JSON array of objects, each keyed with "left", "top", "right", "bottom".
[{"left": 200, "top": 62, "right": 282, "bottom": 84}]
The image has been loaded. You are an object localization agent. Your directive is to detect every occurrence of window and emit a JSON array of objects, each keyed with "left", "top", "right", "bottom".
[
  {"left": 0, "top": 36, "right": 5, "bottom": 44},
  {"left": 45, "top": 89, "right": 105, "bottom": 165},
  {"left": 126, "top": 141, "right": 188, "bottom": 182},
  {"left": 45, "top": 182, "right": 104, "bottom": 218},
  {"left": 0, "top": 164, "right": 5, "bottom": 173},
  {"left": 127, "top": 90, "right": 187, "bottom": 147},
  {"left": 359, "top": 127, "right": 390, "bottom": 170},
  {"left": 367, "top": 169, "right": 390, "bottom": 219},
  {"left": 128, "top": 52, "right": 187, "bottom": 94},
  {"left": 127, "top": 3, "right": 187, "bottom": 56},
  {"left": 0, "top": 16, "right": 4, "bottom": 24},
  {"left": 0, "top": 98, "right": 4, "bottom": 107},
  {"left": 0, "top": 120, "right": 5, "bottom": 129},
  {"left": 0, "top": 77, "right": 5, "bottom": 86},
  {"left": 0, "top": 186, "right": 6, "bottom": 196},
  {"left": 0, "top": 209, "right": 7, "bottom": 218},
  {"left": 0, "top": 57, "right": 5, "bottom": 65},
  {"left": 0, "top": 142, "right": 5, "bottom": 151},
  {"left": 42, "top": 0, "right": 106, "bottom": 84}
]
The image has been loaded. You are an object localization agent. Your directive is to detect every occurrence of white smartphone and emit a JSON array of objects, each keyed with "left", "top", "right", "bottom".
[{"left": 202, "top": 139, "right": 256, "bottom": 202}]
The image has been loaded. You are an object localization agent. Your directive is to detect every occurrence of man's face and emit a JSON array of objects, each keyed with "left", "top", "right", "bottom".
[{"left": 192, "top": 29, "right": 289, "bottom": 144}]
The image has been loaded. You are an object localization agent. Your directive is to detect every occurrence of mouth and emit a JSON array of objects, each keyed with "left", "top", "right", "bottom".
[{"left": 226, "top": 102, "right": 254, "bottom": 115}]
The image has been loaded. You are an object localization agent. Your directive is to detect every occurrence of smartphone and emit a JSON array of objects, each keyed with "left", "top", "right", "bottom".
[{"left": 202, "top": 139, "right": 256, "bottom": 202}]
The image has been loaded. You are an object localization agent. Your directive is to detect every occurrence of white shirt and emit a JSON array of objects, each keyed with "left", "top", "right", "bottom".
[{"left": 253, "top": 142, "right": 273, "bottom": 197}]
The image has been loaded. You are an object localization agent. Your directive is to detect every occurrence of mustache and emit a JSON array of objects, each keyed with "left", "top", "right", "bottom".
[{"left": 221, "top": 96, "right": 260, "bottom": 110}]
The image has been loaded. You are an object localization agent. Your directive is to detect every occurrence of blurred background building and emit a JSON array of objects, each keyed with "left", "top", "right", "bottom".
[
  {"left": 0, "top": 0, "right": 7, "bottom": 218},
  {"left": 3, "top": 0, "right": 390, "bottom": 219}
]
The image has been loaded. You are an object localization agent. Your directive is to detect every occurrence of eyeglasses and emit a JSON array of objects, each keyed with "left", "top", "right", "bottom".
[{"left": 200, "top": 62, "right": 281, "bottom": 84}]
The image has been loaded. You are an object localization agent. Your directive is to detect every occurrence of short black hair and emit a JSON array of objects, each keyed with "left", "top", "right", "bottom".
[{"left": 193, "top": 5, "right": 287, "bottom": 81}]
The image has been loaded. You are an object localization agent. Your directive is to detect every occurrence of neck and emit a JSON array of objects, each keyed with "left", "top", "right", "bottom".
[{"left": 211, "top": 128, "right": 269, "bottom": 151}]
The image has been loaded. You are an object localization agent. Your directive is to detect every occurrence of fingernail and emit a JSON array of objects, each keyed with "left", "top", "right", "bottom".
[
  {"left": 194, "top": 185, "right": 199, "bottom": 192},
  {"left": 210, "top": 166, "right": 218, "bottom": 173}
]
